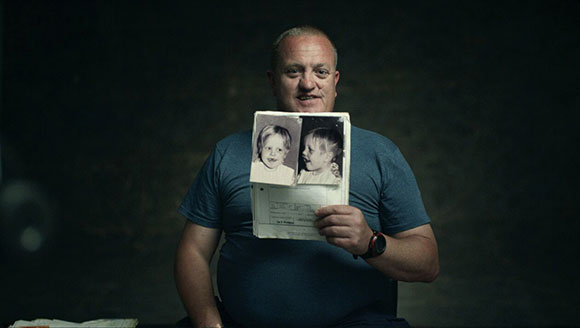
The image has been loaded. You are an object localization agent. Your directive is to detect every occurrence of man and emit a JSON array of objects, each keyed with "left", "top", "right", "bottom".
[{"left": 175, "top": 26, "right": 439, "bottom": 328}]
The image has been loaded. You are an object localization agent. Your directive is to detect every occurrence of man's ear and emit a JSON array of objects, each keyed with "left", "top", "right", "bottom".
[{"left": 334, "top": 70, "right": 340, "bottom": 97}]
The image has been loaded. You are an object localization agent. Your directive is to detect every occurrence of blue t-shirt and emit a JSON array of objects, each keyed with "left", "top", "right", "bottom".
[{"left": 179, "top": 126, "right": 430, "bottom": 328}]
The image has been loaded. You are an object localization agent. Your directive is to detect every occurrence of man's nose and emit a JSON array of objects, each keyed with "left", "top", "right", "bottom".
[{"left": 299, "top": 73, "right": 315, "bottom": 90}]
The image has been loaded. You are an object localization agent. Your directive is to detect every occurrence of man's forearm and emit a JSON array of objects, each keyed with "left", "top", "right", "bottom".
[
  {"left": 174, "top": 247, "right": 223, "bottom": 328},
  {"left": 366, "top": 232, "right": 439, "bottom": 282},
  {"left": 314, "top": 206, "right": 439, "bottom": 283}
]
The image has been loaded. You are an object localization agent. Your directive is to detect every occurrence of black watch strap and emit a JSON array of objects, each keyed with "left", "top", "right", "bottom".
[{"left": 353, "top": 230, "right": 387, "bottom": 260}]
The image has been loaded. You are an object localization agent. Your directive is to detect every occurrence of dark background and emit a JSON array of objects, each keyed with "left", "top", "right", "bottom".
[{"left": 1, "top": 1, "right": 579, "bottom": 326}]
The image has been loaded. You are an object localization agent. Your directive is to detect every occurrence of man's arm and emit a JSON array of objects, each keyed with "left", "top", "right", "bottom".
[
  {"left": 174, "top": 220, "right": 223, "bottom": 328},
  {"left": 315, "top": 205, "right": 439, "bottom": 282}
]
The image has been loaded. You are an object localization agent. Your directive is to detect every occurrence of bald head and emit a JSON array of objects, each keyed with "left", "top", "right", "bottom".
[{"left": 271, "top": 26, "right": 338, "bottom": 72}]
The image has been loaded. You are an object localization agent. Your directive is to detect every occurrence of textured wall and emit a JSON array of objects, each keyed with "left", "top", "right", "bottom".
[{"left": 1, "top": 1, "right": 579, "bottom": 326}]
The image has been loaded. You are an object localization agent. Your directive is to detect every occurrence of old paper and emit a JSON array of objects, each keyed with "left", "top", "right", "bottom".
[{"left": 251, "top": 111, "right": 350, "bottom": 240}]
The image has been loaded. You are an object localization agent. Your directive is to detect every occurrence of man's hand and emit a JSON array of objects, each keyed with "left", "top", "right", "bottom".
[
  {"left": 315, "top": 205, "right": 439, "bottom": 282},
  {"left": 314, "top": 205, "right": 373, "bottom": 256}
]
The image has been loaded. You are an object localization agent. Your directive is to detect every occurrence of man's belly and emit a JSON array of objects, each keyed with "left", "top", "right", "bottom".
[{"left": 216, "top": 234, "right": 385, "bottom": 328}]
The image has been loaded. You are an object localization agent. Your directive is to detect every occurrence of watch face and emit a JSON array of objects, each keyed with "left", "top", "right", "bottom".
[{"left": 374, "top": 234, "right": 387, "bottom": 254}]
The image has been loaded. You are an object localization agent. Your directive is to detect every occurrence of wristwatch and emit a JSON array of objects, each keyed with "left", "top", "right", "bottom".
[{"left": 353, "top": 230, "right": 387, "bottom": 260}]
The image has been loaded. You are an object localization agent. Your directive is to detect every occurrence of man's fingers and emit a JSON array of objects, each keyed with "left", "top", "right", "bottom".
[
  {"left": 314, "top": 205, "right": 354, "bottom": 217},
  {"left": 314, "top": 205, "right": 372, "bottom": 255},
  {"left": 315, "top": 214, "right": 351, "bottom": 229},
  {"left": 325, "top": 236, "right": 350, "bottom": 248},
  {"left": 318, "top": 225, "right": 352, "bottom": 238}
]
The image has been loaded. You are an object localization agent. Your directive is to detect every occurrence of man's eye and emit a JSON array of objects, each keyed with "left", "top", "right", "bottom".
[
  {"left": 316, "top": 69, "right": 330, "bottom": 77},
  {"left": 286, "top": 68, "right": 299, "bottom": 76}
]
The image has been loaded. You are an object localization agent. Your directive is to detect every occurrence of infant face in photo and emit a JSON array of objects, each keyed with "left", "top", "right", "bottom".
[{"left": 261, "top": 134, "right": 287, "bottom": 169}]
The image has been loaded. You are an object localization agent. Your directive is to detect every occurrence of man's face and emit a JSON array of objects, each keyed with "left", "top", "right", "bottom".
[
  {"left": 268, "top": 35, "right": 340, "bottom": 113},
  {"left": 302, "top": 135, "right": 332, "bottom": 172},
  {"left": 260, "top": 134, "right": 287, "bottom": 169}
]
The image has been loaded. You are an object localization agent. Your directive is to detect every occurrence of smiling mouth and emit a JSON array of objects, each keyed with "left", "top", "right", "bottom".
[{"left": 298, "top": 95, "right": 317, "bottom": 101}]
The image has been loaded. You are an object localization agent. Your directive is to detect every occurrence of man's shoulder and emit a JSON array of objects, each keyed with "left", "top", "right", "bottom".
[
  {"left": 215, "top": 130, "right": 252, "bottom": 153},
  {"left": 351, "top": 125, "right": 398, "bottom": 154},
  {"left": 207, "top": 131, "right": 252, "bottom": 174}
]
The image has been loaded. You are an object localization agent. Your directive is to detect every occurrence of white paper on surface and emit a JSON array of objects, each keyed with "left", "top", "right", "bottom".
[
  {"left": 251, "top": 111, "right": 350, "bottom": 241},
  {"left": 9, "top": 318, "right": 138, "bottom": 328}
]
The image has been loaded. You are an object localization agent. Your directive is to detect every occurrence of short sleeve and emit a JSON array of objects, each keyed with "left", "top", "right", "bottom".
[
  {"left": 178, "top": 147, "right": 224, "bottom": 229},
  {"left": 380, "top": 148, "right": 431, "bottom": 234}
]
